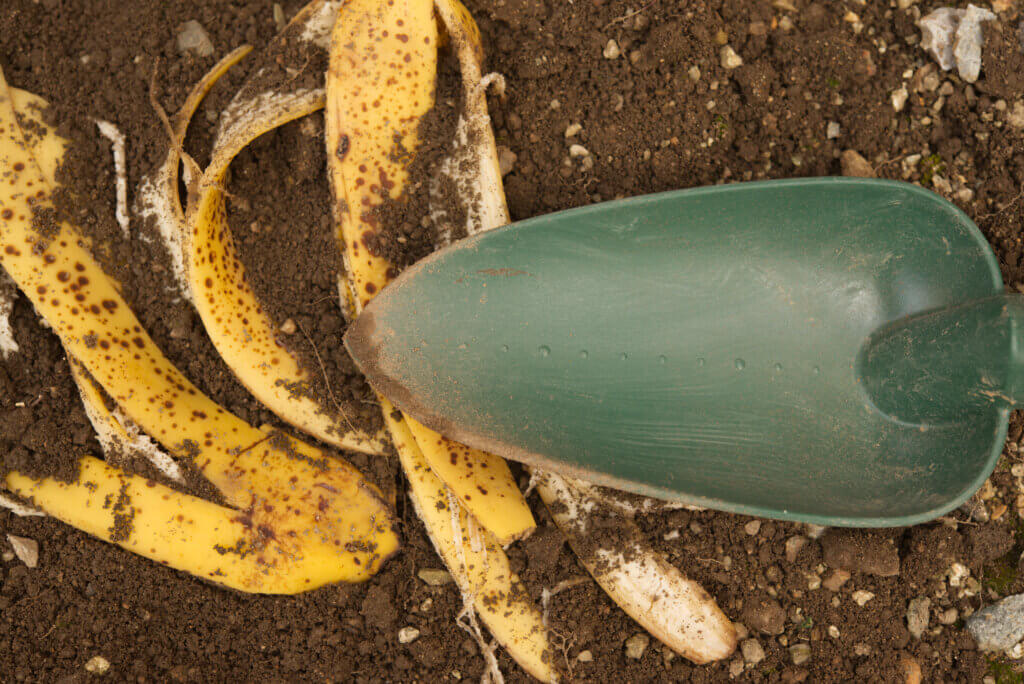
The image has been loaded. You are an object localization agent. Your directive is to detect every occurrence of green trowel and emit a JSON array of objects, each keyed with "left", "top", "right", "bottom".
[{"left": 345, "top": 178, "right": 1014, "bottom": 527}]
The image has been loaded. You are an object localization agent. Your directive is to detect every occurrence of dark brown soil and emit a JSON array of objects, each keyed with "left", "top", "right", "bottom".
[{"left": 2, "top": 0, "right": 1024, "bottom": 681}]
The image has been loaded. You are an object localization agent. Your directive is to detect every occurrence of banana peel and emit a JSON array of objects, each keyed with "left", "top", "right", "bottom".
[
  {"left": 327, "top": 0, "right": 554, "bottom": 679},
  {"left": 536, "top": 472, "right": 737, "bottom": 664},
  {"left": 135, "top": 5, "right": 387, "bottom": 456},
  {"left": 11, "top": 87, "right": 186, "bottom": 487},
  {"left": 385, "top": 399, "right": 559, "bottom": 682},
  {"left": 0, "top": 67, "right": 398, "bottom": 591},
  {"left": 326, "top": 0, "right": 534, "bottom": 546}
]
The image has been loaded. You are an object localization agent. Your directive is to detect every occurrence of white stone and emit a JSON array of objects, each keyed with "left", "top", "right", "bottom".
[
  {"left": 720, "top": 46, "right": 743, "bottom": 70},
  {"left": 625, "top": 633, "right": 650, "bottom": 659},
  {"left": 741, "top": 639, "right": 765, "bottom": 664},
  {"left": 577, "top": 650, "right": 594, "bottom": 662},
  {"left": 826, "top": 121, "right": 841, "bottom": 139},
  {"left": 85, "top": 656, "right": 111, "bottom": 675},
  {"left": 398, "top": 627, "right": 421, "bottom": 644},
  {"left": 853, "top": 590, "right": 876, "bottom": 606},
  {"left": 6, "top": 534, "right": 38, "bottom": 568},
  {"left": 907, "top": 597, "right": 931, "bottom": 639},
  {"left": 176, "top": 20, "right": 215, "bottom": 58},
  {"left": 891, "top": 86, "right": 909, "bottom": 112},
  {"left": 569, "top": 144, "right": 590, "bottom": 158},
  {"left": 603, "top": 39, "right": 621, "bottom": 60},
  {"left": 789, "top": 643, "right": 811, "bottom": 665}
]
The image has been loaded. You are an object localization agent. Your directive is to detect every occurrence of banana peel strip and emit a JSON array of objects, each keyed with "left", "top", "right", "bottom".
[
  {"left": 327, "top": 0, "right": 553, "bottom": 679},
  {"left": 429, "top": 0, "right": 509, "bottom": 241},
  {"left": 423, "top": 0, "right": 738, "bottom": 665},
  {"left": 10, "top": 87, "right": 187, "bottom": 487},
  {"left": 385, "top": 399, "right": 558, "bottom": 682},
  {"left": 537, "top": 473, "right": 737, "bottom": 664},
  {"left": 326, "top": 0, "right": 534, "bottom": 546},
  {"left": 137, "top": 45, "right": 252, "bottom": 299},
  {"left": 0, "top": 68, "right": 398, "bottom": 591}
]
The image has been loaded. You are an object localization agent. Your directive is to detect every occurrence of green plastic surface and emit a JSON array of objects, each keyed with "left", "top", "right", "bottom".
[{"left": 346, "top": 178, "right": 1007, "bottom": 526}]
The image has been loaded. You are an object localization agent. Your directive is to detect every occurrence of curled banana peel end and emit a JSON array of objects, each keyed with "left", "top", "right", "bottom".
[
  {"left": 0, "top": 67, "right": 398, "bottom": 591},
  {"left": 6, "top": 457, "right": 397, "bottom": 593},
  {"left": 537, "top": 472, "right": 738, "bottom": 663}
]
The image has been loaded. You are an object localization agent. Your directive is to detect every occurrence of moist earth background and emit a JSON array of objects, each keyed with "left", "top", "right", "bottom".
[{"left": 1, "top": 0, "right": 1024, "bottom": 681}]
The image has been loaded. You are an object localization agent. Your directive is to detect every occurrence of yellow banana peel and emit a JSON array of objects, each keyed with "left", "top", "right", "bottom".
[
  {"left": 327, "top": 0, "right": 554, "bottom": 678},
  {"left": 12, "top": 86, "right": 185, "bottom": 486},
  {"left": 386, "top": 400, "right": 559, "bottom": 682},
  {"left": 0, "top": 66, "right": 398, "bottom": 590},
  {"left": 326, "top": 0, "right": 534, "bottom": 546}
]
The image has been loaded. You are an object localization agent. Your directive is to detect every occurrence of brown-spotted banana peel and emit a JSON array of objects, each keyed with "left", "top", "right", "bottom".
[
  {"left": 0, "top": 66, "right": 398, "bottom": 592},
  {"left": 327, "top": 0, "right": 556, "bottom": 680},
  {"left": 137, "top": 1, "right": 388, "bottom": 456},
  {"left": 326, "top": 0, "right": 535, "bottom": 545}
]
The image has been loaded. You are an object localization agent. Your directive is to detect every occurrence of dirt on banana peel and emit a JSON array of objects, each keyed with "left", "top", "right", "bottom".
[{"left": 2, "top": 0, "right": 1023, "bottom": 681}]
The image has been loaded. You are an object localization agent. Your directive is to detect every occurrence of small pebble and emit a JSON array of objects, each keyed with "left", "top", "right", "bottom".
[
  {"left": 176, "top": 20, "right": 215, "bottom": 58},
  {"left": 624, "top": 633, "right": 650, "bottom": 659},
  {"left": 785, "top": 536, "right": 808, "bottom": 562},
  {"left": 854, "top": 642, "right": 872, "bottom": 656},
  {"left": 948, "top": 562, "right": 969, "bottom": 587},
  {"left": 603, "top": 39, "right": 621, "bottom": 60},
  {"left": 939, "top": 608, "right": 959, "bottom": 625},
  {"left": 789, "top": 643, "right": 811, "bottom": 666},
  {"left": 2, "top": 550, "right": 14, "bottom": 562},
  {"left": 1009, "top": 101, "right": 1024, "bottom": 129},
  {"left": 741, "top": 639, "right": 765, "bottom": 665},
  {"left": 728, "top": 659, "right": 745, "bottom": 677},
  {"left": 577, "top": 650, "right": 593, "bottom": 662},
  {"left": 966, "top": 594, "right": 1024, "bottom": 651},
  {"left": 744, "top": 520, "right": 761, "bottom": 536},
  {"left": 688, "top": 65, "right": 701, "bottom": 81},
  {"left": 497, "top": 146, "right": 517, "bottom": 176},
  {"left": 906, "top": 597, "right": 931, "bottom": 639},
  {"left": 417, "top": 568, "right": 453, "bottom": 586},
  {"left": 85, "top": 656, "right": 111, "bottom": 675},
  {"left": 279, "top": 318, "right": 297, "bottom": 335},
  {"left": 891, "top": 86, "right": 909, "bottom": 112},
  {"left": 828, "top": 625, "right": 840, "bottom": 639},
  {"left": 826, "top": 121, "right": 841, "bottom": 139},
  {"left": 822, "top": 569, "right": 851, "bottom": 592},
  {"left": 840, "top": 150, "right": 875, "bottom": 178},
  {"left": 398, "top": 627, "right": 421, "bottom": 644},
  {"left": 852, "top": 590, "right": 875, "bottom": 606},
  {"left": 564, "top": 123, "right": 583, "bottom": 138},
  {"left": 569, "top": 144, "right": 590, "bottom": 158},
  {"left": 6, "top": 534, "right": 38, "bottom": 568},
  {"left": 720, "top": 45, "right": 743, "bottom": 70}
]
